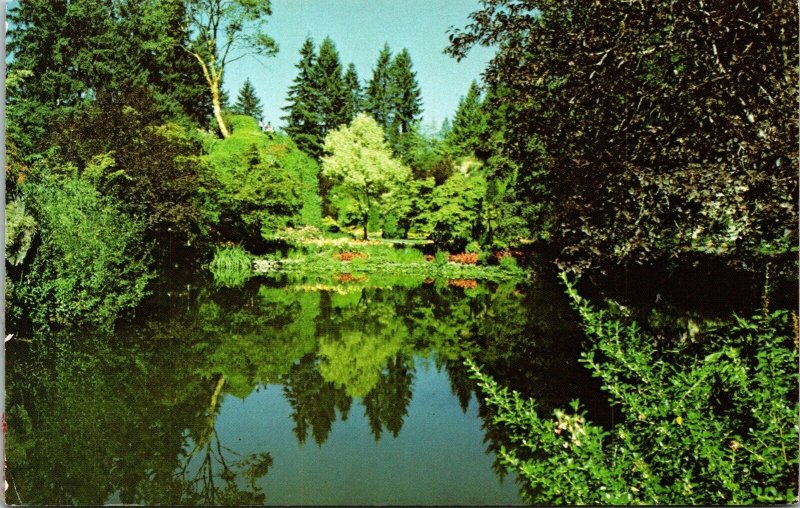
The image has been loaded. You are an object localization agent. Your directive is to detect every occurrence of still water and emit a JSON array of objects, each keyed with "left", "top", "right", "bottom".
[{"left": 6, "top": 268, "right": 611, "bottom": 505}]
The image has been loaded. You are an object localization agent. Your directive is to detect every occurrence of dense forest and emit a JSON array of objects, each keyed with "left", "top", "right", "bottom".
[{"left": 4, "top": 0, "right": 798, "bottom": 505}]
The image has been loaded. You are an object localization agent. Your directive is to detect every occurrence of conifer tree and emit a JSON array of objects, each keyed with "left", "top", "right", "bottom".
[
  {"left": 389, "top": 49, "right": 423, "bottom": 138},
  {"left": 283, "top": 37, "right": 323, "bottom": 157},
  {"left": 445, "top": 81, "right": 486, "bottom": 156},
  {"left": 342, "top": 63, "right": 363, "bottom": 122},
  {"left": 314, "top": 37, "right": 349, "bottom": 138},
  {"left": 364, "top": 44, "right": 395, "bottom": 128},
  {"left": 233, "top": 79, "right": 264, "bottom": 120}
]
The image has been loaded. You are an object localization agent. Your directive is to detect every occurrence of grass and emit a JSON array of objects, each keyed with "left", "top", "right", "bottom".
[{"left": 209, "top": 245, "right": 253, "bottom": 287}]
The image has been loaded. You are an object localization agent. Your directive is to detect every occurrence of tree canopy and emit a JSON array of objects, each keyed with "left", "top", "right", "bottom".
[
  {"left": 182, "top": 0, "right": 278, "bottom": 138},
  {"left": 321, "top": 114, "right": 411, "bottom": 239}
]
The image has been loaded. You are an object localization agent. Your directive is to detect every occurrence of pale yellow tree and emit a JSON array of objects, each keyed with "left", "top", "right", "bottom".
[{"left": 321, "top": 114, "right": 411, "bottom": 239}]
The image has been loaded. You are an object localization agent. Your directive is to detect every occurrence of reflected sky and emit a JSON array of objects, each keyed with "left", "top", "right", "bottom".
[{"left": 7, "top": 269, "right": 611, "bottom": 505}]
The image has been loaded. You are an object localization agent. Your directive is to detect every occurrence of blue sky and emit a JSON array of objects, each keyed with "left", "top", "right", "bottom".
[{"left": 225, "top": 0, "right": 495, "bottom": 130}]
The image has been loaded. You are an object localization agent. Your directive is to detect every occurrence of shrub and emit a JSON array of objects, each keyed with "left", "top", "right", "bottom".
[
  {"left": 209, "top": 245, "right": 253, "bottom": 288},
  {"left": 5, "top": 199, "right": 36, "bottom": 266},
  {"left": 469, "top": 274, "right": 799, "bottom": 505},
  {"left": 201, "top": 115, "right": 315, "bottom": 243},
  {"left": 448, "top": 252, "right": 479, "bottom": 265},
  {"left": 19, "top": 176, "right": 153, "bottom": 330},
  {"left": 498, "top": 254, "right": 518, "bottom": 270}
]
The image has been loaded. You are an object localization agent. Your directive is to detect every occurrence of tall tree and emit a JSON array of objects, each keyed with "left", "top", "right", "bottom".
[
  {"left": 7, "top": 0, "right": 130, "bottom": 150},
  {"left": 342, "top": 63, "right": 363, "bottom": 122},
  {"left": 282, "top": 37, "right": 323, "bottom": 157},
  {"left": 117, "top": 0, "right": 212, "bottom": 126},
  {"left": 389, "top": 49, "right": 423, "bottom": 138},
  {"left": 364, "top": 44, "right": 395, "bottom": 128},
  {"left": 232, "top": 79, "right": 264, "bottom": 120},
  {"left": 321, "top": 114, "right": 411, "bottom": 239},
  {"left": 182, "top": 0, "right": 278, "bottom": 138},
  {"left": 449, "top": 0, "right": 798, "bottom": 271},
  {"left": 445, "top": 81, "right": 487, "bottom": 157},
  {"left": 314, "top": 37, "right": 349, "bottom": 136}
]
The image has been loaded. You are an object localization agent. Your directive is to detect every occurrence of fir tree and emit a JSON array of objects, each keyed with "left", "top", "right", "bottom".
[
  {"left": 233, "top": 79, "right": 264, "bottom": 120},
  {"left": 439, "top": 117, "right": 452, "bottom": 140},
  {"left": 364, "top": 43, "right": 395, "bottom": 128},
  {"left": 445, "top": 81, "right": 486, "bottom": 156},
  {"left": 389, "top": 49, "right": 423, "bottom": 138},
  {"left": 342, "top": 63, "right": 363, "bottom": 122},
  {"left": 314, "top": 37, "right": 349, "bottom": 138},
  {"left": 282, "top": 37, "right": 323, "bottom": 157}
]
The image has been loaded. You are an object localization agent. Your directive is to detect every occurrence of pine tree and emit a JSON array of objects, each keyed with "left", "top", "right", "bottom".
[
  {"left": 342, "top": 63, "right": 363, "bottom": 122},
  {"left": 445, "top": 81, "right": 487, "bottom": 156},
  {"left": 233, "top": 78, "right": 264, "bottom": 120},
  {"left": 389, "top": 49, "right": 423, "bottom": 138},
  {"left": 364, "top": 43, "right": 395, "bottom": 128},
  {"left": 283, "top": 37, "right": 323, "bottom": 157},
  {"left": 314, "top": 37, "right": 349, "bottom": 138},
  {"left": 439, "top": 117, "right": 452, "bottom": 140}
]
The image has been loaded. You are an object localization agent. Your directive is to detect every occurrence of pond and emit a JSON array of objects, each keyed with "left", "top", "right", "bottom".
[{"left": 5, "top": 264, "right": 613, "bottom": 505}]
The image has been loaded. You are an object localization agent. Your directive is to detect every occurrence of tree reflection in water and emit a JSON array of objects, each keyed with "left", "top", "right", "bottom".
[{"left": 6, "top": 271, "right": 608, "bottom": 504}]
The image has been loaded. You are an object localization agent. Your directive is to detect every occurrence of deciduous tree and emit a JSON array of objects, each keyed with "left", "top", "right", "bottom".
[
  {"left": 321, "top": 114, "right": 411, "bottom": 239},
  {"left": 182, "top": 0, "right": 278, "bottom": 138}
]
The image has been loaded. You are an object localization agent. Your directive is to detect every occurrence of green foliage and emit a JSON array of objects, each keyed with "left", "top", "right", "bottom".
[
  {"left": 364, "top": 44, "right": 395, "bottom": 128},
  {"left": 201, "top": 115, "right": 319, "bottom": 241},
  {"left": 469, "top": 275, "right": 799, "bottom": 505},
  {"left": 342, "top": 63, "right": 364, "bottom": 121},
  {"left": 418, "top": 169, "right": 487, "bottom": 251},
  {"left": 282, "top": 37, "right": 324, "bottom": 157},
  {"left": 5, "top": 199, "right": 37, "bottom": 267},
  {"left": 282, "top": 37, "right": 356, "bottom": 160},
  {"left": 19, "top": 175, "right": 153, "bottom": 330},
  {"left": 444, "top": 81, "right": 487, "bottom": 158},
  {"left": 47, "top": 86, "right": 205, "bottom": 244},
  {"left": 315, "top": 37, "right": 350, "bottom": 136},
  {"left": 7, "top": 0, "right": 212, "bottom": 151},
  {"left": 232, "top": 78, "right": 264, "bottom": 120},
  {"left": 449, "top": 0, "right": 798, "bottom": 271},
  {"left": 321, "top": 114, "right": 412, "bottom": 238},
  {"left": 388, "top": 49, "right": 423, "bottom": 142},
  {"left": 209, "top": 246, "right": 253, "bottom": 288}
]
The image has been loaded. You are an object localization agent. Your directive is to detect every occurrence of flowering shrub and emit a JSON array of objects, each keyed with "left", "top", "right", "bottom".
[
  {"left": 335, "top": 251, "right": 369, "bottom": 261},
  {"left": 447, "top": 278, "right": 478, "bottom": 289},
  {"left": 468, "top": 274, "right": 799, "bottom": 505},
  {"left": 448, "top": 253, "right": 479, "bottom": 265}
]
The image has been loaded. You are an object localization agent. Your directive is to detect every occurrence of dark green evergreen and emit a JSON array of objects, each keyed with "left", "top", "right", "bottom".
[
  {"left": 445, "top": 81, "right": 487, "bottom": 156},
  {"left": 364, "top": 44, "right": 395, "bottom": 128},
  {"left": 389, "top": 49, "right": 423, "bottom": 138},
  {"left": 282, "top": 37, "right": 323, "bottom": 157},
  {"left": 233, "top": 79, "right": 264, "bottom": 120},
  {"left": 314, "top": 37, "right": 349, "bottom": 138},
  {"left": 342, "top": 63, "right": 363, "bottom": 122}
]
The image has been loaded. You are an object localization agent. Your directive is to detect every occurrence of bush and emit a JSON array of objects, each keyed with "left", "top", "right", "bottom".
[
  {"left": 209, "top": 245, "right": 253, "bottom": 288},
  {"left": 201, "top": 115, "right": 316, "bottom": 243},
  {"left": 19, "top": 176, "right": 153, "bottom": 330},
  {"left": 5, "top": 199, "right": 36, "bottom": 266},
  {"left": 469, "top": 274, "right": 799, "bottom": 505},
  {"left": 418, "top": 170, "right": 487, "bottom": 251}
]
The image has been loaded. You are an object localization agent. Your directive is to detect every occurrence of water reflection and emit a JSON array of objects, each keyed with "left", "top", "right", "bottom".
[{"left": 6, "top": 271, "right": 609, "bottom": 505}]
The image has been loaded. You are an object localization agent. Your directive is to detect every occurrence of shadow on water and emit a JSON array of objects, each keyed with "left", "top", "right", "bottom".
[{"left": 6, "top": 261, "right": 615, "bottom": 505}]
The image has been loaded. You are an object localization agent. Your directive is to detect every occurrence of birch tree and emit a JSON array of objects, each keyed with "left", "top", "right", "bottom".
[{"left": 183, "top": 0, "right": 277, "bottom": 138}]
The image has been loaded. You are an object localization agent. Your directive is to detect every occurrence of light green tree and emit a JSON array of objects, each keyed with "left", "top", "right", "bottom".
[{"left": 321, "top": 114, "right": 411, "bottom": 239}]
